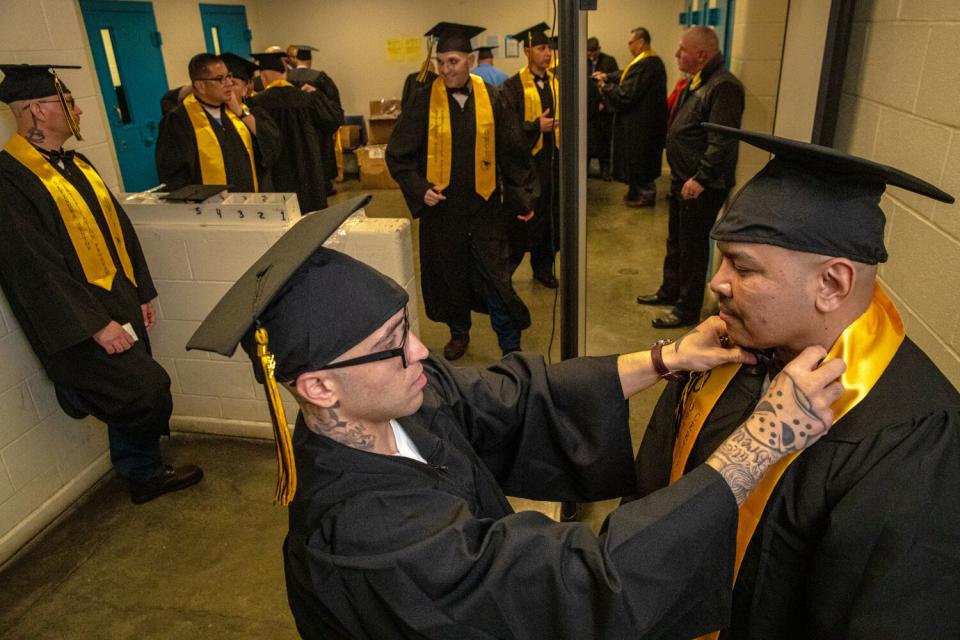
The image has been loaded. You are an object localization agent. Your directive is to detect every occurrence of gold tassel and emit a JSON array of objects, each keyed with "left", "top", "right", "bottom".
[
  {"left": 53, "top": 71, "right": 82, "bottom": 142},
  {"left": 255, "top": 327, "right": 297, "bottom": 505},
  {"left": 417, "top": 38, "right": 435, "bottom": 83}
]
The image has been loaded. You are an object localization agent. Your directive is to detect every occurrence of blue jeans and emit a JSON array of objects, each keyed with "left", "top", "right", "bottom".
[
  {"left": 448, "top": 272, "right": 521, "bottom": 355},
  {"left": 108, "top": 427, "right": 164, "bottom": 482}
]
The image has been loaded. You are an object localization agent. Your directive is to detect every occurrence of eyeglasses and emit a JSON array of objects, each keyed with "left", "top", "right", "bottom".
[
  {"left": 318, "top": 308, "right": 410, "bottom": 371},
  {"left": 34, "top": 97, "right": 76, "bottom": 109},
  {"left": 197, "top": 73, "right": 234, "bottom": 84}
]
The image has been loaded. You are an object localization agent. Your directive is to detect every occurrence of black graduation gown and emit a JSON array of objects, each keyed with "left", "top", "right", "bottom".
[
  {"left": 630, "top": 337, "right": 960, "bottom": 639},
  {"left": 247, "top": 85, "right": 342, "bottom": 214},
  {"left": 0, "top": 148, "right": 171, "bottom": 436},
  {"left": 587, "top": 52, "right": 618, "bottom": 159},
  {"left": 500, "top": 71, "right": 559, "bottom": 255},
  {"left": 155, "top": 101, "right": 278, "bottom": 192},
  {"left": 401, "top": 70, "right": 438, "bottom": 111},
  {"left": 287, "top": 68, "right": 345, "bottom": 184},
  {"left": 602, "top": 55, "right": 667, "bottom": 185},
  {"left": 386, "top": 80, "right": 537, "bottom": 329},
  {"left": 284, "top": 353, "right": 739, "bottom": 639}
]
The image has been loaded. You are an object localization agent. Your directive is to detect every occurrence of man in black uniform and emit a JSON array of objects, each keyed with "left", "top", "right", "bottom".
[
  {"left": 285, "top": 45, "right": 344, "bottom": 196},
  {"left": 156, "top": 53, "right": 276, "bottom": 193},
  {"left": 636, "top": 26, "right": 744, "bottom": 328},
  {"left": 187, "top": 195, "right": 847, "bottom": 639},
  {"left": 387, "top": 23, "right": 537, "bottom": 361},
  {"left": 501, "top": 23, "right": 561, "bottom": 289},
  {"left": 594, "top": 27, "right": 666, "bottom": 208},
  {"left": 629, "top": 125, "right": 960, "bottom": 639},
  {"left": 248, "top": 51, "right": 343, "bottom": 214},
  {"left": 586, "top": 37, "right": 618, "bottom": 181},
  {"left": 0, "top": 64, "right": 202, "bottom": 504}
]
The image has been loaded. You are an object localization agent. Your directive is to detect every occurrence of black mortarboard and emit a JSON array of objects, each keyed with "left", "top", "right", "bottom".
[
  {"left": 426, "top": 22, "right": 485, "bottom": 54},
  {"left": 0, "top": 64, "right": 78, "bottom": 103},
  {"left": 221, "top": 52, "right": 258, "bottom": 82},
  {"left": 511, "top": 23, "right": 551, "bottom": 48},
  {"left": 293, "top": 44, "right": 317, "bottom": 61},
  {"left": 709, "top": 124, "right": 955, "bottom": 264},
  {"left": 474, "top": 45, "right": 497, "bottom": 59},
  {"left": 251, "top": 51, "right": 286, "bottom": 73},
  {"left": 187, "top": 194, "right": 410, "bottom": 504}
]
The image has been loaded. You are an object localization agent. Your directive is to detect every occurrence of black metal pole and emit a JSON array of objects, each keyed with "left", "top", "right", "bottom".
[{"left": 558, "top": 0, "right": 587, "bottom": 523}]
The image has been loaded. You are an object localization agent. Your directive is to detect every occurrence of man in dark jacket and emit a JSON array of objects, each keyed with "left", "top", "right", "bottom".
[
  {"left": 595, "top": 27, "right": 666, "bottom": 207},
  {"left": 586, "top": 37, "right": 618, "bottom": 181},
  {"left": 637, "top": 26, "right": 744, "bottom": 328},
  {"left": 186, "top": 197, "right": 846, "bottom": 638}
]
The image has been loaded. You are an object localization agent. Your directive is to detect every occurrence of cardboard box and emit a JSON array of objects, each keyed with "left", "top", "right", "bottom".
[
  {"left": 357, "top": 145, "right": 399, "bottom": 189},
  {"left": 367, "top": 117, "right": 398, "bottom": 145},
  {"left": 369, "top": 98, "right": 401, "bottom": 117},
  {"left": 337, "top": 124, "right": 362, "bottom": 150}
]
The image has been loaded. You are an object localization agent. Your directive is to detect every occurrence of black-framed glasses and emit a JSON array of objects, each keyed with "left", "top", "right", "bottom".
[
  {"left": 35, "top": 97, "right": 76, "bottom": 109},
  {"left": 197, "top": 73, "right": 234, "bottom": 84},
  {"left": 319, "top": 308, "right": 410, "bottom": 371}
]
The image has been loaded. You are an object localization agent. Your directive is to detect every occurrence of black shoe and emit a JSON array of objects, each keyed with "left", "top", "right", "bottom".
[
  {"left": 636, "top": 293, "right": 676, "bottom": 306},
  {"left": 602, "top": 173, "right": 613, "bottom": 182},
  {"left": 130, "top": 464, "right": 204, "bottom": 505},
  {"left": 443, "top": 335, "right": 470, "bottom": 361},
  {"left": 624, "top": 195, "right": 655, "bottom": 208},
  {"left": 651, "top": 311, "right": 699, "bottom": 329},
  {"left": 534, "top": 273, "right": 559, "bottom": 289}
]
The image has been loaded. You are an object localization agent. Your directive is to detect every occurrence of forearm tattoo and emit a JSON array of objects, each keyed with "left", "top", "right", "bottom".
[
  {"left": 303, "top": 401, "right": 376, "bottom": 450},
  {"left": 711, "top": 369, "right": 826, "bottom": 505}
]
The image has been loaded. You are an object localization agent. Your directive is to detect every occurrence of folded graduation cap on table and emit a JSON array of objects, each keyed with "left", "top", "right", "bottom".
[
  {"left": 707, "top": 124, "right": 954, "bottom": 265},
  {"left": 187, "top": 194, "right": 409, "bottom": 504}
]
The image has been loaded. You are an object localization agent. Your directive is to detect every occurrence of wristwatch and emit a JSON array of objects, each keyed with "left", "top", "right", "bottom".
[{"left": 651, "top": 339, "right": 686, "bottom": 382}]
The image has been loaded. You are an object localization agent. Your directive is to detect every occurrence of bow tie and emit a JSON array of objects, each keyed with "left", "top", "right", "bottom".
[
  {"left": 448, "top": 87, "right": 469, "bottom": 97},
  {"left": 745, "top": 349, "right": 784, "bottom": 378},
  {"left": 39, "top": 148, "right": 75, "bottom": 163}
]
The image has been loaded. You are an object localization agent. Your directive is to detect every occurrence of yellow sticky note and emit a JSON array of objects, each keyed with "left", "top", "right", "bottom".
[
  {"left": 387, "top": 38, "right": 405, "bottom": 62},
  {"left": 404, "top": 37, "right": 422, "bottom": 61}
]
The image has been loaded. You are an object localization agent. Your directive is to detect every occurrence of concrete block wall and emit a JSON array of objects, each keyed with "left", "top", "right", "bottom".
[
  {"left": 127, "top": 206, "right": 419, "bottom": 440},
  {"left": 836, "top": 0, "right": 960, "bottom": 387},
  {"left": 729, "top": 0, "right": 788, "bottom": 185}
]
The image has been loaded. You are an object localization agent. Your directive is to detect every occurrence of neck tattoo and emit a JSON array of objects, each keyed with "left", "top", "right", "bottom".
[
  {"left": 26, "top": 114, "right": 45, "bottom": 145},
  {"left": 304, "top": 402, "right": 376, "bottom": 451}
]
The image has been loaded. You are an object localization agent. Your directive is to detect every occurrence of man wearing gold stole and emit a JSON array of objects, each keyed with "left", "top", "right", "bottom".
[
  {"left": 500, "top": 23, "right": 562, "bottom": 289},
  {"left": 387, "top": 23, "right": 537, "bottom": 361},
  {"left": 0, "top": 64, "right": 202, "bottom": 504},
  {"left": 628, "top": 125, "right": 960, "bottom": 639},
  {"left": 156, "top": 53, "right": 276, "bottom": 194}
]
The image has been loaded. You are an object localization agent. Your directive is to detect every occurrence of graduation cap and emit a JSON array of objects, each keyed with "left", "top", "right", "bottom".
[
  {"left": 426, "top": 22, "right": 485, "bottom": 54},
  {"left": 251, "top": 51, "right": 286, "bottom": 73},
  {"left": 0, "top": 64, "right": 83, "bottom": 141},
  {"left": 186, "top": 194, "right": 410, "bottom": 504},
  {"left": 220, "top": 52, "right": 258, "bottom": 82},
  {"left": 708, "top": 124, "right": 955, "bottom": 264},
  {"left": 0, "top": 63, "right": 78, "bottom": 103},
  {"left": 511, "top": 22, "right": 551, "bottom": 48},
  {"left": 292, "top": 44, "right": 318, "bottom": 61},
  {"left": 474, "top": 45, "right": 497, "bottom": 59}
]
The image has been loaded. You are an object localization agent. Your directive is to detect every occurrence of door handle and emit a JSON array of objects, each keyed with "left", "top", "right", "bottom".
[{"left": 114, "top": 105, "right": 122, "bottom": 121}]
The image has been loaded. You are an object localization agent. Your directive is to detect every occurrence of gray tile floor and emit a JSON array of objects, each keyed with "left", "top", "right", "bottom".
[{"left": 0, "top": 176, "right": 701, "bottom": 639}]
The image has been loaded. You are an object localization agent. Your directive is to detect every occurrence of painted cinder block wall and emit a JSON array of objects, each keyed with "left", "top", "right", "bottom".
[{"left": 835, "top": 0, "right": 960, "bottom": 386}]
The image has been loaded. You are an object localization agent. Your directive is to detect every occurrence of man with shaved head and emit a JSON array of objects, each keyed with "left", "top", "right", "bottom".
[{"left": 637, "top": 26, "right": 744, "bottom": 329}]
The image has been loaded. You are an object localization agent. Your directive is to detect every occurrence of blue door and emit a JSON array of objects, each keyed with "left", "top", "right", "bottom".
[
  {"left": 80, "top": 0, "right": 168, "bottom": 191},
  {"left": 200, "top": 4, "right": 252, "bottom": 57}
]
